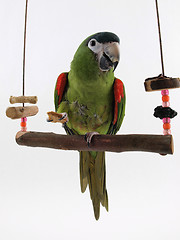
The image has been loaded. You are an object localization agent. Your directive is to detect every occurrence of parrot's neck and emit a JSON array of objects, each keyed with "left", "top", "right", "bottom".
[{"left": 67, "top": 47, "right": 115, "bottom": 105}]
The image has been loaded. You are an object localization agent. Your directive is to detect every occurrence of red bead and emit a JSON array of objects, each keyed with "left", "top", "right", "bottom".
[
  {"left": 163, "top": 123, "right": 171, "bottom": 130},
  {"left": 20, "top": 122, "right": 27, "bottom": 127},
  {"left": 162, "top": 95, "right": 170, "bottom": 102}
]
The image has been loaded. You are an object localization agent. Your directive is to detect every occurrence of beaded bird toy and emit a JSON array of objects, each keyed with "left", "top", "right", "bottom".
[
  {"left": 6, "top": 0, "right": 180, "bottom": 155},
  {"left": 144, "top": 0, "right": 179, "bottom": 140}
]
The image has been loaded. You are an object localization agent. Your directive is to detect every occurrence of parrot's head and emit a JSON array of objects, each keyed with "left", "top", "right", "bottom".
[
  {"left": 70, "top": 32, "right": 120, "bottom": 80},
  {"left": 86, "top": 32, "right": 120, "bottom": 72}
]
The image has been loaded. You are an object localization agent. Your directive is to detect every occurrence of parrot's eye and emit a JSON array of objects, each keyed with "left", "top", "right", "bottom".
[{"left": 90, "top": 40, "right": 96, "bottom": 47}]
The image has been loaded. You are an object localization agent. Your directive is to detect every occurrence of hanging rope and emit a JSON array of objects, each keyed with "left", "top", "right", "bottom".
[
  {"left": 22, "top": 0, "right": 28, "bottom": 105},
  {"left": 155, "top": 0, "right": 165, "bottom": 76},
  {"left": 21, "top": 0, "right": 29, "bottom": 131}
]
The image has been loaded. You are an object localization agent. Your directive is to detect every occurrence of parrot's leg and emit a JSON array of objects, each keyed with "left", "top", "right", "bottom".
[
  {"left": 47, "top": 111, "right": 68, "bottom": 124},
  {"left": 63, "top": 122, "right": 75, "bottom": 135},
  {"left": 85, "top": 132, "right": 99, "bottom": 147}
]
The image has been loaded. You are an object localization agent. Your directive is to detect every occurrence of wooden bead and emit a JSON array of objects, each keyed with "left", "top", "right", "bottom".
[
  {"left": 144, "top": 75, "right": 180, "bottom": 92},
  {"left": 6, "top": 106, "right": 38, "bottom": 119},
  {"left": 10, "top": 96, "right": 38, "bottom": 104}
]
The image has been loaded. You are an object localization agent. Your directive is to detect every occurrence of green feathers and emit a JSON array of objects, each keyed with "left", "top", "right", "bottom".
[
  {"left": 80, "top": 151, "right": 108, "bottom": 220},
  {"left": 54, "top": 32, "right": 125, "bottom": 220}
]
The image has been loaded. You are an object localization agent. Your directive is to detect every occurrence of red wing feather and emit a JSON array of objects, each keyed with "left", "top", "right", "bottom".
[
  {"left": 113, "top": 78, "right": 124, "bottom": 125},
  {"left": 56, "top": 73, "right": 67, "bottom": 105}
]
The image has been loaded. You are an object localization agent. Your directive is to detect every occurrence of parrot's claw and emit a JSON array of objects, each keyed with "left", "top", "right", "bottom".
[
  {"left": 47, "top": 119, "right": 53, "bottom": 122},
  {"left": 85, "top": 132, "right": 99, "bottom": 147},
  {"left": 58, "top": 112, "right": 68, "bottom": 121},
  {"left": 47, "top": 111, "right": 68, "bottom": 124}
]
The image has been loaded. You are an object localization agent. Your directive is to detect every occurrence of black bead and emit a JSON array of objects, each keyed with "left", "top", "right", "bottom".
[{"left": 154, "top": 106, "right": 177, "bottom": 119}]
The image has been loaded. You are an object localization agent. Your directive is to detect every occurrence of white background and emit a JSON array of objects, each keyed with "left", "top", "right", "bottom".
[{"left": 0, "top": 0, "right": 180, "bottom": 239}]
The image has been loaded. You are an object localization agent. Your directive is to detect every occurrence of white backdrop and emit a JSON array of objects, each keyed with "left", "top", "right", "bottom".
[{"left": 1, "top": 0, "right": 180, "bottom": 239}]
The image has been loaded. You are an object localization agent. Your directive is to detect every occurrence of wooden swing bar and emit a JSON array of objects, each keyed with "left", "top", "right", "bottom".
[{"left": 16, "top": 131, "right": 174, "bottom": 155}]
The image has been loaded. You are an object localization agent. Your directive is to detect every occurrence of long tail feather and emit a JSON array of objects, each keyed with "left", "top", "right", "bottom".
[
  {"left": 79, "top": 151, "right": 108, "bottom": 220},
  {"left": 80, "top": 151, "right": 88, "bottom": 193}
]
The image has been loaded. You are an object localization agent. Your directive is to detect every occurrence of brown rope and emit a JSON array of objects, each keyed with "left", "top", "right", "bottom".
[
  {"left": 22, "top": 0, "right": 28, "bottom": 107},
  {"left": 155, "top": 0, "right": 165, "bottom": 76}
]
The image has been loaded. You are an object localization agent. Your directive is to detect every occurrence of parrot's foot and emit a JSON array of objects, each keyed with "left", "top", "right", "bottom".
[
  {"left": 47, "top": 111, "right": 68, "bottom": 124},
  {"left": 85, "top": 132, "right": 99, "bottom": 147}
]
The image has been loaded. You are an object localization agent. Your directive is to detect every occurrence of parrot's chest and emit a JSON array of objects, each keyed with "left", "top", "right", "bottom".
[
  {"left": 59, "top": 95, "right": 113, "bottom": 135},
  {"left": 69, "top": 98, "right": 113, "bottom": 134},
  {"left": 59, "top": 75, "right": 114, "bottom": 134}
]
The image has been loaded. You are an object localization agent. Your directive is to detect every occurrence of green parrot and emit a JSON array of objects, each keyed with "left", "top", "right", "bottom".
[{"left": 53, "top": 32, "right": 125, "bottom": 220}]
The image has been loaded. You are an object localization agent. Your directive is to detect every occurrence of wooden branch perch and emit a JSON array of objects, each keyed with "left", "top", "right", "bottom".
[{"left": 15, "top": 131, "right": 174, "bottom": 155}]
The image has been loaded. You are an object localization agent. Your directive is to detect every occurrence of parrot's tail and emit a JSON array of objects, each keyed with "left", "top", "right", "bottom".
[{"left": 79, "top": 151, "right": 108, "bottom": 220}]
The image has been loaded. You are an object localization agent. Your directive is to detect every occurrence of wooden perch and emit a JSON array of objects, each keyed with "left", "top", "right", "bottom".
[
  {"left": 15, "top": 131, "right": 174, "bottom": 155},
  {"left": 9, "top": 96, "right": 38, "bottom": 104},
  {"left": 144, "top": 75, "right": 180, "bottom": 92},
  {"left": 6, "top": 106, "right": 39, "bottom": 119}
]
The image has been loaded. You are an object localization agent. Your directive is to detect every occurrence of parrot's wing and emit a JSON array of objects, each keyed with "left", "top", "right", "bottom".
[
  {"left": 108, "top": 78, "right": 126, "bottom": 135},
  {"left": 54, "top": 72, "right": 68, "bottom": 111}
]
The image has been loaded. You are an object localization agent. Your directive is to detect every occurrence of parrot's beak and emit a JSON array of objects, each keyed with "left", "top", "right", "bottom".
[{"left": 99, "top": 42, "right": 119, "bottom": 72}]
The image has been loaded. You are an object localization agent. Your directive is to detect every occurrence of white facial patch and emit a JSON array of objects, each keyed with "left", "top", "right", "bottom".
[{"left": 88, "top": 39, "right": 103, "bottom": 54}]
